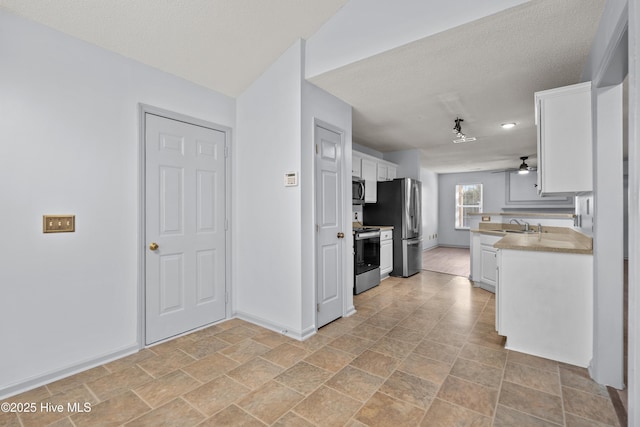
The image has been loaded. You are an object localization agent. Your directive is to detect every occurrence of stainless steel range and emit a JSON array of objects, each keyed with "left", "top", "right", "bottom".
[{"left": 353, "top": 227, "right": 381, "bottom": 294}]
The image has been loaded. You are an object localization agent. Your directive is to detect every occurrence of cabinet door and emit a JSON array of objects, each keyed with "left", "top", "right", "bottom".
[
  {"left": 470, "top": 233, "right": 481, "bottom": 282},
  {"left": 536, "top": 82, "right": 592, "bottom": 194},
  {"left": 361, "top": 158, "right": 377, "bottom": 203},
  {"left": 352, "top": 153, "right": 362, "bottom": 178},
  {"left": 377, "top": 164, "right": 387, "bottom": 181},
  {"left": 387, "top": 166, "right": 397, "bottom": 180},
  {"left": 480, "top": 246, "right": 497, "bottom": 286},
  {"left": 380, "top": 239, "right": 393, "bottom": 275}
]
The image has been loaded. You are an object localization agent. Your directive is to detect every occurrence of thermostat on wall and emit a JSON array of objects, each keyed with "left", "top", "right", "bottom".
[{"left": 284, "top": 171, "right": 298, "bottom": 187}]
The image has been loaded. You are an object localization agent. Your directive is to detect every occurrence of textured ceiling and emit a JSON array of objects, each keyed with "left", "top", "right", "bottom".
[
  {"left": 310, "top": 0, "right": 606, "bottom": 173},
  {"left": 1, "top": 0, "right": 606, "bottom": 173},
  {"left": 0, "top": 0, "right": 349, "bottom": 97}
]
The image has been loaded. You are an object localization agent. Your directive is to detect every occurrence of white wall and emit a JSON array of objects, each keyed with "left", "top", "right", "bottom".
[
  {"left": 581, "top": 1, "right": 629, "bottom": 83},
  {"left": 0, "top": 10, "right": 235, "bottom": 398},
  {"left": 234, "top": 41, "right": 304, "bottom": 337},
  {"left": 420, "top": 169, "right": 439, "bottom": 250},
  {"left": 580, "top": 0, "right": 629, "bottom": 391},
  {"left": 234, "top": 42, "right": 353, "bottom": 338},
  {"left": 302, "top": 80, "right": 354, "bottom": 330},
  {"left": 628, "top": 1, "right": 639, "bottom": 422}
]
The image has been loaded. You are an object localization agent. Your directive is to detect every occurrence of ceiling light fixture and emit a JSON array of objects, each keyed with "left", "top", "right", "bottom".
[
  {"left": 501, "top": 122, "right": 516, "bottom": 129},
  {"left": 453, "top": 117, "right": 464, "bottom": 137},
  {"left": 452, "top": 117, "right": 477, "bottom": 143},
  {"left": 518, "top": 156, "right": 530, "bottom": 174}
]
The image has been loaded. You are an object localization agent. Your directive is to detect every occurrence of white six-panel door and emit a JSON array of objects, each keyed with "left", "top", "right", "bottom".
[
  {"left": 315, "top": 124, "right": 344, "bottom": 328},
  {"left": 145, "top": 113, "right": 226, "bottom": 344}
]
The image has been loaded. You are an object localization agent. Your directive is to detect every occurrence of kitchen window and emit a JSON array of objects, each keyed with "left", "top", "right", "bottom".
[{"left": 455, "top": 183, "right": 483, "bottom": 229}]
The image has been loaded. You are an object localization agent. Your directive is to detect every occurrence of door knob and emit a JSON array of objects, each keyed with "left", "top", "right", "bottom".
[
  {"left": 337, "top": 232, "right": 345, "bottom": 238},
  {"left": 149, "top": 242, "right": 159, "bottom": 251}
]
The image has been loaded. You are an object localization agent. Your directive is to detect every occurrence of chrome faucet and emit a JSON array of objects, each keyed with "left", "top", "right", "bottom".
[
  {"left": 509, "top": 219, "right": 530, "bottom": 231},
  {"left": 537, "top": 223, "right": 542, "bottom": 236}
]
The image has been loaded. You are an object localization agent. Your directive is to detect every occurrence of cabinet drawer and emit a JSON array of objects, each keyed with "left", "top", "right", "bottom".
[{"left": 380, "top": 230, "right": 393, "bottom": 241}]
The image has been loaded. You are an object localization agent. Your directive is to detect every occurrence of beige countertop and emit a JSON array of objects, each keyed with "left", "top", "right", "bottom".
[
  {"left": 469, "top": 212, "right": 576, "bottom": 219},
  {"left": 371, "top": 225, "right": 394, "bottom": 231},
  {"left": 471, "top": 223, "right": 592, "bottom": 254},
  {"left": 352, "top": 223, "right": 394, "bottom": 230}
]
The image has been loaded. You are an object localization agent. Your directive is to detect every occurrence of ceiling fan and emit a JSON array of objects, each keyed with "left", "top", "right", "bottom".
[
  {"left": 493, "top": 156, "right": 538, "bottom": 174},
  {"left": 515, "top": 156, "right": 536, "bottom": 174}
]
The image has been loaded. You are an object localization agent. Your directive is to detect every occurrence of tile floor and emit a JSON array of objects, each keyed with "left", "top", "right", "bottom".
[{"left": 0, "top": 271, "right": 620, "bottom": 426}]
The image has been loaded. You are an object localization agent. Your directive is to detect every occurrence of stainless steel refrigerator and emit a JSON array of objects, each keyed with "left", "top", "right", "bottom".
[{"left": 364, "top": 178, "right": 422, "bottom": 277}]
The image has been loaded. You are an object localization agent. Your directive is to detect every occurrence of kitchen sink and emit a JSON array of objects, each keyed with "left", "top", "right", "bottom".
[{"left": 504, "top": 229, "right": 537, "bottom": 234}]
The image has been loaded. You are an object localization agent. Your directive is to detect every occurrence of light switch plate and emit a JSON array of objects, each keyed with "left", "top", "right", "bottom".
[{"left": 43, "top": 215, "right": 75, "bottom": 233}]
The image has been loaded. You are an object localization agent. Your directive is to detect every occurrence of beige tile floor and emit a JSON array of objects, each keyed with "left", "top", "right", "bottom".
[{"left": 0, "top": 271, "right": 620, "bottom": 426}]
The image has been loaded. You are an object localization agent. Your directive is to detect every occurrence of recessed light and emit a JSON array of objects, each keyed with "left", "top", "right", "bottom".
[{"left": 501, "top": 123, "right": 516, "bottom": 129}]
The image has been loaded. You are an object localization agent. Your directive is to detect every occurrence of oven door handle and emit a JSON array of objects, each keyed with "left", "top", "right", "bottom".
[{"left": 355, "top": 231, "right": 380, "bottom": 240}]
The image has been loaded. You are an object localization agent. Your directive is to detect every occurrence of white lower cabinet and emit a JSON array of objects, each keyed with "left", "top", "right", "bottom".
[
  {"left": 471, "top": 232, "right": 500, "bottom": 293},
  {"left": 480, "top": 245, "right": 497, "bottom": 288},
  {"left": 380, "top": 230, "right": 393, "bottom": 277},
  {"left": 497, "top": 249, "right": 593, "bottom": 366}
]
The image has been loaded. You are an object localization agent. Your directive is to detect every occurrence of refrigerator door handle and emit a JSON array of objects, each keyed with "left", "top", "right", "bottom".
[{"left": 413, "top": 182, "right": 421, "bottom": 235}]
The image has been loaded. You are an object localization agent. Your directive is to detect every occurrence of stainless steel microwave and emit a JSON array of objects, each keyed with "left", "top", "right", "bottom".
[{"left": 352, "top": 178, "right": 365, "bottom": 204}]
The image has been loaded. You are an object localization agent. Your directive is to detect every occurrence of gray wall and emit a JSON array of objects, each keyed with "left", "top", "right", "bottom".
[
  {"left": 352, "top": 142, "right": 383, "bottom": 159},
  {"left": 438, "top": 171, "right": 507, "bottom": 247},
  {"left": 438, "top": 170, "right": 575, "bottom": 247},
  {"left": 384, "top": 149, "right": 421, "bottom": 180},
  {"left": 421, "top": 168, "right": 439, "bottom": 250}
]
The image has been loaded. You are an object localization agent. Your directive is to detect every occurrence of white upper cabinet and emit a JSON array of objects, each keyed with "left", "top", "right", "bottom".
[
  {"left": 352, "top": 152, "right": 362, "bottom": 178},
  {"left": 376, "top": 162, "right": 397, "bottom": 182},
  {"left": 387, "top": 165, "right": 397, "bottom": 180},
  {"left": 352, "top": 150, "right": 399, "bottom": 203},
  {"left": 377, "top": 163, "right": 388, "bottom": 181},
  {"left": 361, "top": 158, "right": 377, "bottom": 203},
  {"left": 535, "top": 82, "right": 592, "bottom": 195}
]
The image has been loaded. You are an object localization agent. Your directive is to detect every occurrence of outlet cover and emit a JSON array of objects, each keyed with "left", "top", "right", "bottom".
[{"left": 43, "top": 215, "right": 75, "bottom": 233}]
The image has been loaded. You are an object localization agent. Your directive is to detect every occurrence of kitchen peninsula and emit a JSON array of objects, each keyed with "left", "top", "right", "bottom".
[{"left": 470, "top": 213, "right": 593, "bottom": 367}]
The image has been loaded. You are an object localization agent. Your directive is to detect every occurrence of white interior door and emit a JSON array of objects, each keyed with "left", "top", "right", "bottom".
[
  {"left": 315, "top": 124, "right": 344, "bottom": 328},
  {"left": 145, "top": 113, "right": 226, "bottom": 344}
]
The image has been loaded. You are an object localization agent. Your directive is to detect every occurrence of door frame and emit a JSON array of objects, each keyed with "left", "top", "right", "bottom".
[
  {"left": 313, "top": 118, "right": 352, "bottom": 330},
  {"left": 137, "top": 104, "right": 232, "bottom": 347}
]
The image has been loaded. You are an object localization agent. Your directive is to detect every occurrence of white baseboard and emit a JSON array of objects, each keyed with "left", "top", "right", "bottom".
[
  {"left": 345, "top": 305, "right": 357, "bottom": 317},
  {"left": 428, "top": 244, "right": 470, "bottom": 249},
  {"left": 234, "top": 310, "right": 310, "bottom": 341},
  {"left": 0, "top": 343, "right": 140, "bottom": 400}
]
